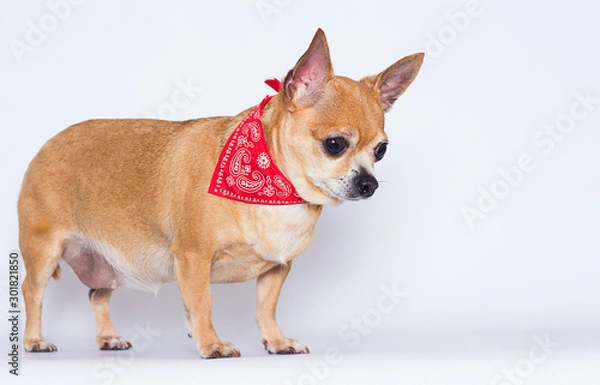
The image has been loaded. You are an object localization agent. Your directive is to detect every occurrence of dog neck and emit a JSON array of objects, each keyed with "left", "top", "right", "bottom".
[
  {"left": 208, "top": 89, "right": 309, "bottom": 205},
  {"left": 261, "top": 94, "right": 331, "bottom": 209},
  {"left": 260, "top": 95, "right": 285, "bottom": 175}
]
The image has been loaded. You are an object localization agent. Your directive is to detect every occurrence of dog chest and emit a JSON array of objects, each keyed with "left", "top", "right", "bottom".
[
  {"left": 209, "top": 204, "right": 320, "bottom": 283},
  {"left": 255, "top": 205, "right": 317, "bottom": 262}
]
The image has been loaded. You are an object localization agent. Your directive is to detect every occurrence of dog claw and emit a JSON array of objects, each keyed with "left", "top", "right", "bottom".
[
  {"left": 29, "top": 344, "right": 58, "bottom": 353},
  {"left": 200, "top": 342, "right": 240, "bottom": 359},
  {"left": 276, "top": 346, "right": 297, "bottom": 355},
  {"left": 25, "top": 339, "right": 57, "bottom": 353},
  {"left": 263, "top": 338, "right": 309, "bottom": 355},
  {"left": 98, "top": 336, "right": 132, "bottom": 350}
]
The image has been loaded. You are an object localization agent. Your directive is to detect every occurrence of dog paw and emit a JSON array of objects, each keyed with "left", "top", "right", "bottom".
[
  {"left": 262, "top": 338, "right": 309, "bottom": 355},
  {"left": 25, "top": 338, "right": 58, "bottom": 353},
  {"left": 200, "top": 342, "right": 241, "bottom": 359},
  {"left": 98, "top": 336, "right": 132, "bottom": 350}
]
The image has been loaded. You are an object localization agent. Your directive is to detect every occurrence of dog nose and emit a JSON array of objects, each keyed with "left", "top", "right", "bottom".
[{"left": 355, "top": 174, "right": 379, "bottom": 198}]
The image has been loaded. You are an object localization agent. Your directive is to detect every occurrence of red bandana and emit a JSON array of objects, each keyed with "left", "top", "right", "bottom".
[{"left": 208, "top": 79, "right": 306, "bottom": 205}]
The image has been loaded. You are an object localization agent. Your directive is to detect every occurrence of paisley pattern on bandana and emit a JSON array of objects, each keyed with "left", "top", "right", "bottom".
[{"left": 208, "top": 80, "right": 306, "bottom": 205}]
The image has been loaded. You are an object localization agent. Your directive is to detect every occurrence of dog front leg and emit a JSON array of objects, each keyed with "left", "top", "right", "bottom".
[
  {"left": 256, "top": 263, "right": 309, "bottom": 354},
  {"left": 173, "top": 250, "right": 240, "bottom": 358}
]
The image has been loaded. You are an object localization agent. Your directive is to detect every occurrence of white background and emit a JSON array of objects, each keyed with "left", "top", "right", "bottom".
[{"left": 1, "top": 0, "right": 599, "bottom": 384}]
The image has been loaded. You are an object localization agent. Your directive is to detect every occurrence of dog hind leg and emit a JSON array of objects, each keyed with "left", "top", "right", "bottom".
[
  {"left": 89, "top": 288, "right": 132, "bottom": 350},
  {"left": 21, "top": 230, "right": 64, "bottom": 352}
]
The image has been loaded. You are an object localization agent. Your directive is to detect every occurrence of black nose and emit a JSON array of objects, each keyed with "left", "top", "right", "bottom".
[{"left": 355, "top": 174, "right": 379, "bottom": 198}]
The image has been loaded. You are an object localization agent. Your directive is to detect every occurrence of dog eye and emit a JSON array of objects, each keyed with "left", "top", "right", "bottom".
[
  {"left": 374, "top": 143, "right": 387, "bottom": 162},
  {"left": 323, "top": 137, "right": 349, "bottom": 157}
]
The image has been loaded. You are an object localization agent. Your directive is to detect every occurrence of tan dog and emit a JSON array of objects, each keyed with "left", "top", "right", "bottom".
[{"left": 18, "top": 29, "right": 423, "bottom": 358}]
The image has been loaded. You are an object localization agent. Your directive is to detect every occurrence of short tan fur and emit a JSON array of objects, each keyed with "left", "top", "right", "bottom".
[{"left": 18, "top": 29, "right": 423, "bottom": 357}]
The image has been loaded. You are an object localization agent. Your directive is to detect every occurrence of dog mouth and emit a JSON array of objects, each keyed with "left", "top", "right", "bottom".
[
  {"left": 306, "top": 179, "right": 343, "bottom": 204},
  {"left": 326, "top": 190, "right": 356, "bottom": 203},
  {"left": 313, "top": 172, "right": 379, "bottom": 203},
  {"left": 314, "top": 181, "right": 366, "bottom": 203}
]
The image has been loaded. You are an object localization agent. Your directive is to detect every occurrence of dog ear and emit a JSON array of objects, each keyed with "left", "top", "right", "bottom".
[
  {"left": 283, "top": 28, "right": 333, "bottom": 108},
  {"left": 362, "top": 53, "right": 424, "bottom": 112}
]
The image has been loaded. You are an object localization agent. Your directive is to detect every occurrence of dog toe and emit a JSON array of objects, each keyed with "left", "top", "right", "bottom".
[
  {"left": 200, "top": 342, "right": 240, "bottom": 359},
  {"left": 98, "top": 336, "right": 132, "bottom": 350},
  {"left": 263, "top": 338, "right": 309, "bottom": 355},
  {"left": 25, "top": 339, "right": 58, "bottom": 353}
]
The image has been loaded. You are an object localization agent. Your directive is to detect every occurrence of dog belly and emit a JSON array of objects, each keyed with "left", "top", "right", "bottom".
[
  {"left": 62, "top": 235, "right": 175, "bottom": 292},
  {"left": 63, "top": 238, "right": 119, "bottom": 290}
]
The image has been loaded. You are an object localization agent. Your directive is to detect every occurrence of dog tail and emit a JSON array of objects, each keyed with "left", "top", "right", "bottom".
[{"left": 51, "top": 264, "right": 61, "bottom": 280}]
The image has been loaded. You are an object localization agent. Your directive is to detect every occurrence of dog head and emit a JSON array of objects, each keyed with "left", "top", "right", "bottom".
[{"left": 268, "top": 29, "right": 423, "bottom": 205}]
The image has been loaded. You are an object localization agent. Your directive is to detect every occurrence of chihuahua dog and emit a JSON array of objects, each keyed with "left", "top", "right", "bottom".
[{"left": 18, "top": 29, "right": 423, "bottom": 358}]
